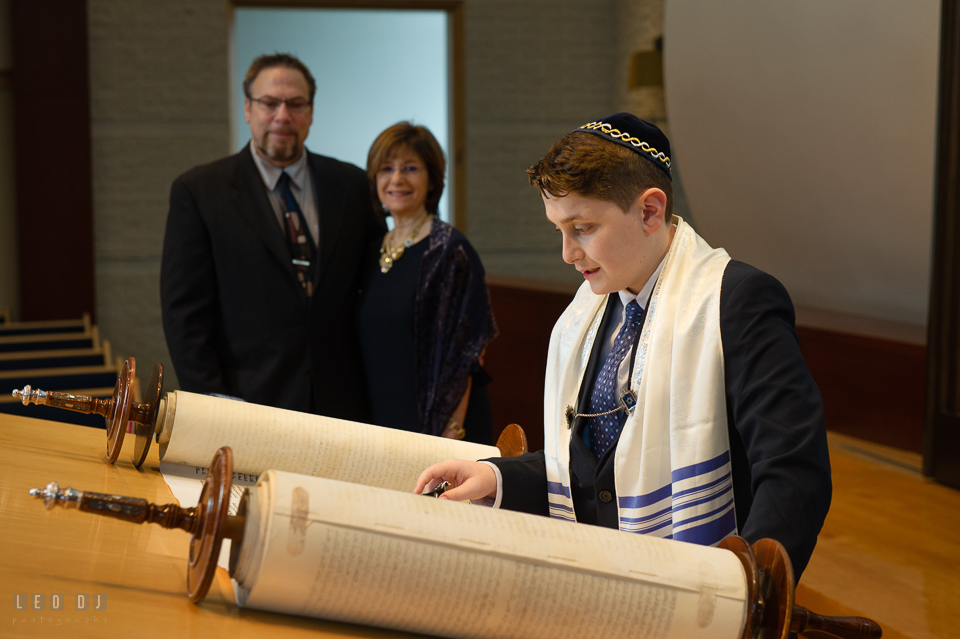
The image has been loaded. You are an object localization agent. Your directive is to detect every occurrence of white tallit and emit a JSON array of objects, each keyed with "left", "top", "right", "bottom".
[{"left": 543, "top": 217, "right": 737, "bottom": 545}]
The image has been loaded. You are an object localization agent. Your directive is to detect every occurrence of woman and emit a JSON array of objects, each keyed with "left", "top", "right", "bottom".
[{"left": 358, "top": 122, "right": 498, "bottom": 443}]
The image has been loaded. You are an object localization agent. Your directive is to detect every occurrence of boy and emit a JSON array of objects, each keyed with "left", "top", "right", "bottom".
[{"left": 415, "top": 113, "right": 831, "bottom": 579}]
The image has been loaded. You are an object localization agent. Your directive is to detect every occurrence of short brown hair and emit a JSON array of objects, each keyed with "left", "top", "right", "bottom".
[
  {"left": 366, "top": 122, "right": 446, "bottom": 216},
  {"left": 527, "top": 132, "right": 672, "bottom": 220},
  {"left": 243, "top": 53, "right": 316, "bottom": 103}
]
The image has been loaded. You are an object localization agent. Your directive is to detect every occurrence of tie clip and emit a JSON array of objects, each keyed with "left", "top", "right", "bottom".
[{"left": 565, "top": 389, "right": 638, "bottom": 429}]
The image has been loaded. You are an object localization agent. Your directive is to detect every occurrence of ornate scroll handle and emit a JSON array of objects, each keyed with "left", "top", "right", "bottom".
[
  {"left": 13, "top": 385, "right": 113, "bottom": 417},
  {"left": 791, "top": 605, "right": 882, "bottom": 639},
  {"left": 29, "top": 481, "right": 201, "bottom": 534},
  {"left": 29, "top": 447, "right": 236, "bottom": 605},
  {"left": 13, "top": 384, "right": 156, "bottom": 424}
]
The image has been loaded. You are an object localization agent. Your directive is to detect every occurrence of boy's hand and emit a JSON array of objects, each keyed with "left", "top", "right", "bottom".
[{"left": 414, "top": 460, "right": 497, "bottom": 502}]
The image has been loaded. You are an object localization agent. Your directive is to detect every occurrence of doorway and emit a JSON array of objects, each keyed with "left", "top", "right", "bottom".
[{"left": 231, "top": 6, "right": 455, "bottom": 222}]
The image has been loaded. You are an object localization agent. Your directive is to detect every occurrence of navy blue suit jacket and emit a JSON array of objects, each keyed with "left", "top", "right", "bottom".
[
  {"left": 161, "top": 145, "right": 384, "bottom": 420},
  {"left": 489, "top": 260, "right": 832, "bottom": 580}
]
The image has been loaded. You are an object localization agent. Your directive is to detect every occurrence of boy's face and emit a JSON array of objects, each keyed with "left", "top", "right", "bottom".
[{"left": 544, "top": 191, "right": 665, "bottom": 295}]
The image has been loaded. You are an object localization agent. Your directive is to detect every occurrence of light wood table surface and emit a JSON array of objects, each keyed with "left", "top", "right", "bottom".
[
  {"left": 3, "top": 414, "right": 951, "bottom": 639},
  {"left": 0, "top": 413, "right": 428, "bottom": 639}
]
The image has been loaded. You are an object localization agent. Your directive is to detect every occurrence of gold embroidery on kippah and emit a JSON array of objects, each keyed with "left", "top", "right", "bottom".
[{"left": 579, "top": 120, "right": 672, "bottom": 170}]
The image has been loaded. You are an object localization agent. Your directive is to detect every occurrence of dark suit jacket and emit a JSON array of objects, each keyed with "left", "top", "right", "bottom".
[
  {"left": 489, "top": 260, "right": 832, "bottom": 580},
  {"left": 161, "top": 145, "right": 385, "bottom": 421}
]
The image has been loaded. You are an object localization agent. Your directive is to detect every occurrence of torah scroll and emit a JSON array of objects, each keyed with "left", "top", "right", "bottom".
[
  {"left": 156, "top": 391, "right": 501, "bottom": 491},
  {"left": 230, "top": 469, "right": 748, "bottom": 639}
]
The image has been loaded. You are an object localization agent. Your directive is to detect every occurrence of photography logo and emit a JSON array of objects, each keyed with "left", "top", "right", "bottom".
[
  {"left": 12, "top": 593, "right": 108, "bottom": 627},
  {"left": 14, "top": 593, "right": 106, "bottom": 611}
]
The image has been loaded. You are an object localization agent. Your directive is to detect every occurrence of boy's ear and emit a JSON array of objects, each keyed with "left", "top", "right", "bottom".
[{"left": 635, "top": 188, "right": 668, "bottom": 232}]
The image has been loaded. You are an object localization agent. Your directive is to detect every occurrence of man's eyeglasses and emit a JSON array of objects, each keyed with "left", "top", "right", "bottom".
[{"left": 248, "top": 96, "right": 312, "bottom": 115}]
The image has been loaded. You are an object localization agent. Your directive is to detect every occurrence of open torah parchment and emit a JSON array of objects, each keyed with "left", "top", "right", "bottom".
[
  {"left": 230, "top": 470, "right": 749, "bottom": 639},
  {"left": 153, "top": 391, "right": 502, "bottom": 567}
]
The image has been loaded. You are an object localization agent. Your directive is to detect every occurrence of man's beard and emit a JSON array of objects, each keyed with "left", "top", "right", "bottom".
[{"left": 257, "top": 132, "right": 301, "bottom": 164}]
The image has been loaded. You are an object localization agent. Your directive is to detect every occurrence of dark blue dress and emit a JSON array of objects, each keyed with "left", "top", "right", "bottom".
[{"left": 358, "top": 221, "right": 498, "bottom": 444}]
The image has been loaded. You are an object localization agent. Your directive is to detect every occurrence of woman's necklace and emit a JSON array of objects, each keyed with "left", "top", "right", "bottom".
[{"left": 379, "top": 214, "right": 431, "bottom": 274}]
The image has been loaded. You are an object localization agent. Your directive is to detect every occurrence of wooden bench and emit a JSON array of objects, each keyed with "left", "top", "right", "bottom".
[
  {"left": 0, "top": 340, "right": 112, "bottom": 372},
  {"left": 0, "top": 312, "right": 89, "bottom": 337},
  {"left": 0, "top": 362, "right": 124, "bottom": 394},
  {"left": 0, "top": 325, "right": 100, "bottom": 353},
  {"left": 0, "top": 351, "right": 137, "bottom": 429}
]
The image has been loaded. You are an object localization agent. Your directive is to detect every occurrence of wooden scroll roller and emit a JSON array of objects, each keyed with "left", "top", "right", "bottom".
[
  {"left": 12, "top": 357, "right": 529, "bottom": 469},
  {"left": 717, "top": 536, "right": 882, "bottom": 638},
  {"left": 29, "top": 446, "right": 234, "bottom": 603},
  {"left": 494, "top": 421, "right": 527, "bottom": 457},
  {"left": 12, "top": 357, "right": 163, "bottom": 467},
  {"left": 29, "top": 447, "right": 880, "bottom": 639}
]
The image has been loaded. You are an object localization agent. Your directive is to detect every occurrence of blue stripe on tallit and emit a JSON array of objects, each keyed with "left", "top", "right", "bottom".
[
  {"left": 548, "top": 505, "right": 576, "bottom": 521},
  {"left": 673, "top": 498, "right": 733, "bottom": 529},
  {"left": 617, "top": 453, "right": 735, "bottom": 541},
  {"left": 547, "top": 482, "right": 576, "bottom": 522},
  {"left": 672, "top": 501, "right": 737, "bottom": 546},
  {"left": 672, "top": 471, "right": 732, "bottom": 500},
  {"left": 622, "top": 518, "right": 674, "bottom": 535},
  {"left": 547, "top": 481, "right": 571, "bottom": 498},
  {"left": 672, "top": 479, "right": 733, "bottom": 513},
  {"left": 617, "top": 483, "right": 672, "bottom": 509},
  {"left": 619, "top": 491, "right": 733, "bottom": 537},
  {"left": 670, "top": 450, "right": 731, "bottom": 482},
  {"left": 618, "top": 504, "right": 673, "bottom": 524},
  {"left": 620, "top": 481, "right": 731, "bottom": 523},
  {"left": 617, "top": 451, "right": 732, "bottom": 509},
  {"left": 547, "top": 501, "right": 574, "bottom": 513}
]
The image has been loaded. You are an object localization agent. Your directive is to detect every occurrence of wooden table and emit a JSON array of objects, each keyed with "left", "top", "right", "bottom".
[
  {"left": 4, "top": 414, "right": 951, "bottom": 639},
  {"left": 0, "top": 413, "right": 427, "bottom": 639}
]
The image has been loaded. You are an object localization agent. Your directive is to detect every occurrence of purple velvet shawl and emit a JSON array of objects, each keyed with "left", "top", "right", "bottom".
[{"left": 415, "top": 221, "right": 498, "bottom": 436}]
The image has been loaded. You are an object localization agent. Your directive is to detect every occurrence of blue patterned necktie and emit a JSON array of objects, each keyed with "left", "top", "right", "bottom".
[
  {"left": 588, "top": 299, "right": 645, "bottom": 459},
  {"left": 277, "top": 172, "right": 316, "bottom": 296}
]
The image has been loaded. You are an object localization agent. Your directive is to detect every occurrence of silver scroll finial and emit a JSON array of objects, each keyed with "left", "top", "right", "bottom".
[
  {"left": 29, "top": 481, "right": 83, "bottom": 510},
  {"left": 12, "top": 385, "right": 47, "bottom": 406}
]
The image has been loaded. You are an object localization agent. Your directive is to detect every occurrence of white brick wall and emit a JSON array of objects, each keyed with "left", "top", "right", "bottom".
[
  {"left": 87, "top": 0, "right": 649, "bottom": 388},
  {"left": 89, "top": 0, "right": 229, "bottom": 388}
]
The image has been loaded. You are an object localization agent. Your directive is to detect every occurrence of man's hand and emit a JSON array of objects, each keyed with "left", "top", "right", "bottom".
[{"left": 414, "top": 460, "right": 497, "bottom": 502}]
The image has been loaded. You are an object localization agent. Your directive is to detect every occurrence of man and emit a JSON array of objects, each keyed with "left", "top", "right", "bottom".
[
  {"left": 416, "top": 113, "right": 832, "bottom": 580},
  {"left": 161, "top": 54, "right": 383, "bottom": 420}
]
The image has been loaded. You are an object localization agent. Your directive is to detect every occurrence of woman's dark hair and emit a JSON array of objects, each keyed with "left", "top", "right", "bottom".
[{"left": 367, "top": 122, "right": 446, "bottom": 216}]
